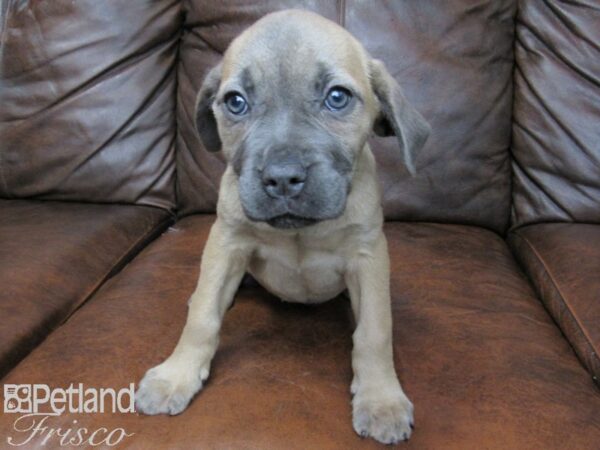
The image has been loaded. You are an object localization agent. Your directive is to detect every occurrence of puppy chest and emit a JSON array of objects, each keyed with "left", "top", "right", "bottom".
[{"left": 248, "top": 243, "right": 346, "bottom": 303}]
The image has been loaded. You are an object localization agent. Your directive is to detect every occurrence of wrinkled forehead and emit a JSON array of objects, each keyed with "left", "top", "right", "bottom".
[{"left": 219, "top": 12, "right": 371, "bottom": 95}]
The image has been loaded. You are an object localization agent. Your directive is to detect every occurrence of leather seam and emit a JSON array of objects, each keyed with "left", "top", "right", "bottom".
[
  {"left": 513, "top": 230, "right": 599, "bottom": 367},
  {"left": 65, "top": 213, "right": 175, "bottom": 322},
  {"left": 338, "top": 0, "right": 346, "bottom": 27},
  {"left": 0, "top": 0, "right": 7, "bottom": 197},
  {"left": 107, "top": 214, "right": 175, "bottom": 279}
]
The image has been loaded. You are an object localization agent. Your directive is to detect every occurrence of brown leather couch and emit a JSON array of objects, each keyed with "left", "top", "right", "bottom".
[{"left": 1, "top": 1, "right": 599, "bottom": 448}]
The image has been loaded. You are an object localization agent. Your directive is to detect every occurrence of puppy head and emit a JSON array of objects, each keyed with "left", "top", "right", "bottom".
[{"left": 195, "top": 9, "right": 430, "bottom": 229}]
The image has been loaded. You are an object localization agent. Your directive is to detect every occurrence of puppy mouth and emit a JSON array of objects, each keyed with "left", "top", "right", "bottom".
[{"left": 266, "top": 214, "right": 318, "bottom": 229}]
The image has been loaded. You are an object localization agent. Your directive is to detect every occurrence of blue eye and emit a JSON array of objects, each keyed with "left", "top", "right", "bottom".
[
  {"left": 325, "top": 87, "right": 352, "bottom": 111},
  {"left": 225, "top": 92, "right": 248, "bottom": 115}
]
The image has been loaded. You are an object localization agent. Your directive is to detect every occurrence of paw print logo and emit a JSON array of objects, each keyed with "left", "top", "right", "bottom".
[{"left": 4, "top": 385, "right": 32, "bottom": 413}]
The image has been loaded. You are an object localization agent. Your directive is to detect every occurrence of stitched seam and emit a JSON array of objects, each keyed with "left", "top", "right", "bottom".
[
  {"left": 0, "top": 0, "right": 8, "bottom": 195},
  {"left": 63, "top": 212, "right": 175, "bottom": 322},
  {"left": 171, "top": 2, "right": 184, "bottom": 213},
  {"left": 507, "top": 0, "right": 520, "bottom": 233},
  {"left": 514, "top": 230, "right": 600, "bottom": 365}
]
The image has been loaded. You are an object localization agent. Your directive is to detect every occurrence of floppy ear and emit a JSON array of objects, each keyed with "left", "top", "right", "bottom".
[
  {"left": 194, "top": 63, "right": 222, "bottom": 152},
  {"left": 369, "top": 59, "right": 431, "bottom": 175}
]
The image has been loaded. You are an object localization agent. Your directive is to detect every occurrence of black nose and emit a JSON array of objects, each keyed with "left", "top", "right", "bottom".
[{"left": 262, "top": 162, "right": 307, "bottom": 198}]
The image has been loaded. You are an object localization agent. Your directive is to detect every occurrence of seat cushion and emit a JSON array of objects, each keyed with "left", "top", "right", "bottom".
[
  {"left": 508, "top": 223, "right": 600, "bottom": 383},
  {"left": 0, "top": 216, "right": 598, "bottom": 449},
  {"left": 0, "top": 200, "right": 172, "bottom": 378}
]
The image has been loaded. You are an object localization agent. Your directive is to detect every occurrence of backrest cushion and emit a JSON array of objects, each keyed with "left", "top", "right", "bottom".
[
  {"left": 0, "top": 0, "right": 181, "bottom": 209},
  {"left": 511, "top": 1, "right": 600, "bottom": 228}
]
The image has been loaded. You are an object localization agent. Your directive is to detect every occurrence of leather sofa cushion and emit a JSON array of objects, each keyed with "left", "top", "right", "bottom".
[
  {"left": 176, "top": 1, "right": 515, "bottom": 234},
  {"left": 511, "top": 1, "right": 600, "bottom": 227},
  {"left": 0, "top": 0, "right": 181, "bottom": 209},
  {"left": 0, "top": 200, "right": 171, "bottom": 378},
  {"left": 509, "top": 223, "right": 600, "bottom": 383},
  {"left": 1, "top": 216, "right": 598, "bottom": 448}
]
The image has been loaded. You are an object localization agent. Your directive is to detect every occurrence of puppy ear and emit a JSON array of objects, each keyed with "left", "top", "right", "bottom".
[
  {"left": 195, "top": 63, "right": 222, "bottom": 152},
  {"left": 369, "top": 59, "right": 430, "bottom": 175}
]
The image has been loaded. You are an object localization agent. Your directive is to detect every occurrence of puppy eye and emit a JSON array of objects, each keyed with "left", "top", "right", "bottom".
[
  {"left": 324, "top": 87, "right": 352, "bottom": 111},
  {"left": 224, "top": 92, "right": 248, "bottom": 115}
]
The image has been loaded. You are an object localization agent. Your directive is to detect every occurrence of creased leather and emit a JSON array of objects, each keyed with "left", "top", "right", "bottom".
[
  {"left": 0, "top": 0, "right": 181, "bottom": 210},
  {"left": 511, "top": 1, "right": 600, "bottom": 228}
]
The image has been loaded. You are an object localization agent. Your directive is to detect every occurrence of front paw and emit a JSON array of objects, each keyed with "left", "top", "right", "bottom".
[
  {"left": 352, "top": 386, "right": 414, "bottom": 444},
  {"left": 135, "top": 362, "right": 208, "bottom": 416}
]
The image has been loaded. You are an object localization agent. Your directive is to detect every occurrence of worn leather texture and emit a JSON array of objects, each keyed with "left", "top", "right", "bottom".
[
  {"left": 511, "top": 1, "right": 600, "bottom": 228},
  {"left": 508, "top": 223, "right": 600, "bottom": 384},
  {"left": 1, "top": 216, "right": 598, "bottom": 449},
  {"left": 176, "top": 1, "right": 516, "bottom": 233},
  {"left": 0, "top": 0, "right": 181, "bottom": 209},
  {"left": 0, "top": 200, "right": 172, "bottom": 379}
]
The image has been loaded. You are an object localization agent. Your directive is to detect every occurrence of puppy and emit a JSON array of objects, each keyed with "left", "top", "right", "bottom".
[{"left": 135, "top": 9, "right": 430, "bottom": 444}]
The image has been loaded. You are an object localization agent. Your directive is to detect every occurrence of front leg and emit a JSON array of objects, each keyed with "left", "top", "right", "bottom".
[
  {"left": 135, "top": 219, "right": 250, "bottom": 415},
  {"left": 345, "top": 232, "right": 414, "bottom": 444}
]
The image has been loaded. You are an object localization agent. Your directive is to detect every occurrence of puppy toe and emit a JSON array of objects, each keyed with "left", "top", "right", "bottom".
[
  {"left": 352, "top": 390, "right": 414, "bottom": 444},
  {"left": 135, "top": 365, "right": 204, "bottom": 416}
]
